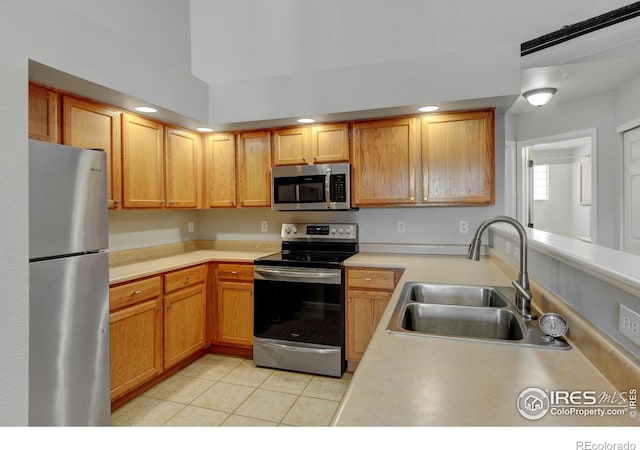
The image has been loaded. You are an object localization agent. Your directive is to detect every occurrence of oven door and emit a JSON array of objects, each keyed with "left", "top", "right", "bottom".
[{"left": 253, "top": 265, "right": 345, "bottom": 377}]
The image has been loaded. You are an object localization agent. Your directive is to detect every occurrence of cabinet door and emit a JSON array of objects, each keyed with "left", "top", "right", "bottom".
[
  {"left": 237, "top": 131, "right": 271, "bottom": 207},
  {"left": 422, "top": 110, "right": 494, "bottom": 204},
  {"left": 29, "top": 83, "right": 59, "bottom": 143},
  {"left": 110, "top": 297, "right": 163, "bottom": 400},
  {"left": 122, "top": 113, "right": 165, "bottom": 208},
  {"left": 62, "top": 96, "right": 122, "bottom": 209},
  {"left": 165, "top": 127, "right": 200, "bottom": 208},
  {"left": 272, "top": 127, "right": 309, "bottom": 166},
  {"left": 352, "top": 118, "right": 420, "bottom": 206},
  {"left": 346, "top": 289, "right": 392, "bottom": 361},
  {"left": 216, "top": 280, "right": 254, "bottom": 347},
  {"left": 310, "top": 123, "right": 349, "bottom": 164},
  {"left": 164, "top": 284, "right": 206, "bottom": 368},
  {"left": 204, "top": 133, "right": 237, "bottom": 208}
]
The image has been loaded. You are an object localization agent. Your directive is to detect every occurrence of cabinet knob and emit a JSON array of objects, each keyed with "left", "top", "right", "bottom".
[
  {"left": 114, "top": 200, "right": 121, "bottom": 205},
  {"left": 132, "top": 290, "right": 142, "bottom": 295},
  {"left": 186, "top": 276, "right": 193, "bottom": 281},
  {"left": 365, "top": 278, "right": 373, "bottom": 282},
  {"left": 302, "top": 157, "right": 306, "bottom": 163},
  {"left": 312, "top": 156, "right": 318, "bottom": 162},
  {"left": 231, "top": 271, "right": 238, "bottom": 275},
  {"left": 156, "top": 307, "right": 163, "bottom": 312}
]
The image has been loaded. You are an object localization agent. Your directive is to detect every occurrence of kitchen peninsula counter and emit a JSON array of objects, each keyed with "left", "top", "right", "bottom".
[{"left": 334, "top": 253, "right": 640, "bottom": 426}]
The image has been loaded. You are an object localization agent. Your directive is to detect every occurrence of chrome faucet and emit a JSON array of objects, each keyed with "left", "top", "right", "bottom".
[{"left": 467, "top": 216, "right": 536, "bottom": 320}]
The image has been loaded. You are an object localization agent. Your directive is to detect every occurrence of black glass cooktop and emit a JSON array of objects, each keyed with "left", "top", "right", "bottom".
[{"left": 255, "top": 251, "right": 355, "bottom": 268}]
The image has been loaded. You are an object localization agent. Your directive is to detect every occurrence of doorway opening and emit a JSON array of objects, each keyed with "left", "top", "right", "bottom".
[{"left": 517, "top": 129, "right": 597, "bottom": 243}]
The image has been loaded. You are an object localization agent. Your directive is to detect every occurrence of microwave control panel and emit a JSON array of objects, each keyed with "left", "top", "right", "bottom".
[{"left": 330, "top": 174, "right": 347, "bottom": 202}]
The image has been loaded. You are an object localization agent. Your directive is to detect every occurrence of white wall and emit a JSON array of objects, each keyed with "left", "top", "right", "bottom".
[
  {"left": 190, "top": 0, "right": 630, "bottom": 125},
  {"left": 28, "top": 0, "right": 208, "bottom": 122},
  {"left": 510, "top": 91, "right": 618, "bottom": 248},
  {"left": 0, "top": 0, "right": 29, "bottom": 426},
  {"left": 108, "top": 210, "right": 199, "bottom": 252}
]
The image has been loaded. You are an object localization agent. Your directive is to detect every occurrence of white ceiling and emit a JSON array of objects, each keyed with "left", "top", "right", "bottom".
[{"left": 508, "top": 56, "right": 640, "bottom": 115}]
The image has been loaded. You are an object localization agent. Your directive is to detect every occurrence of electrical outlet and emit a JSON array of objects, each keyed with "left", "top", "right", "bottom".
[
  {"left": 188, "top": 221, "right": 194, "bottom": 233},
  {"left": 261, "top": 221, "right": 268, "bottom": 233},
  {"left": 619, "top": 304, "right": 640, "bottom": 347},
  {"left": 459, "top": 221, "right": 468, "bottom": 234},
  {"left": 397, "top": 221, "right": 406, "bottom": 234}
]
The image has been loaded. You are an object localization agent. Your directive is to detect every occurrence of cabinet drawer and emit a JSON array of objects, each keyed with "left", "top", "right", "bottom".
[
  {"left": 110, "top": 276, "right": 162, "bottom": 311},
  {"left": 164, "top": 264, "right": 207, "bottom": 293},
  {"left": 217, "top": 263, "right": 254, "bottom": 281},
  {"left": 347, "top": 268, "right": 401, "bottom": 291}
]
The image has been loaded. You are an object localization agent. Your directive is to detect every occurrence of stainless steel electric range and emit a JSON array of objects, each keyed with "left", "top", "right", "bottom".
[{"left": 253, "top": 223, "right": 358, "bottom": 378}]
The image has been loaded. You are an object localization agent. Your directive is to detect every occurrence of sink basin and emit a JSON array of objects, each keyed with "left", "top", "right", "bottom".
[
  {"left": 407, "top": 283, "right": 508, "bottom": 307},
  {"left": 400, "top": 303, "right": 523, "bottom": 341},
  {"left": 386, "top": 282, "right": 571, "bottom": 349}
]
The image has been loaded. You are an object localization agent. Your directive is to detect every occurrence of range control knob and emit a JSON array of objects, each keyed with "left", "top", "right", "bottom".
[
  {"left": 330, "top": 227, "right": 337, "bottom": 234},
  {"left": 292, "top": 226, "right": 298, "bottom": 235},
  {"left": 285, "top": 226, "right": 292, "bottom": 234},
  {"left": 338, "top": 227, "right": 344, "bottom": 234},
  {"left": 346, "top": 227, "right": 353, "bottom": 235}
]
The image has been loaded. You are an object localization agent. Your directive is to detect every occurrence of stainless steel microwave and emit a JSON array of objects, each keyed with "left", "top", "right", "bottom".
[{"left": 271, "top": 163, "right": 352, "bottom": 211}]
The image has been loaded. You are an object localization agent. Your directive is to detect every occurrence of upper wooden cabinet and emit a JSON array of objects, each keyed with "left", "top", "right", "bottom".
[
  {"left": 29, "top": 83, "right": 59, "bottom": 143},
  {"left": 165, "top": 127, "right": 201, "bottom": 209},
  {"left": 121, "top": 113, "right": 165, "bottom": 208},
  {"left": 351, "top": 110, "right": 495, "bottom": 207},
  {"left": 204, "top": 133, "right": 237, "bottom": 208},
  {"left": 272, "top": 123, "right": 349, "bottom": 166},
  {"left": 351, "top": 117, "right": 420, "bottom": 206},
  {"left": 422, "top": 109, "right": 495, "bottom": 205},
  {"left": 237, "top": 130, "right": 271, "bottom": 207},
  {"left": 62, "top": 96, "right": 122, "bottom": 209}
]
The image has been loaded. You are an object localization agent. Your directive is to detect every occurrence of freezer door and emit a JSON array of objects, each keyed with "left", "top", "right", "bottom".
[
  {"left": 29, "top": 140, "right": 108, "bottom": 259},
  {"left": 29, "top": 252, "right": 110, "bottom": 426}
]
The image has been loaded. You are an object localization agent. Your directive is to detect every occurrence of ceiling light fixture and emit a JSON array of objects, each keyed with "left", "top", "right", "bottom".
[
  {"left": 523, "top": 88, "right": 557, "bottom": 107},
  {"left": 297, "top": 118, "right": 315, "bottom": 124},
  {"left": 196, "top": 127, "right": 213, "bottom": 132},
  {"left": 418, "top": 105, "right": 440, "bottom": 112},
  {"left": 134, "top": 106, "right": 158, "bottom": 113}
]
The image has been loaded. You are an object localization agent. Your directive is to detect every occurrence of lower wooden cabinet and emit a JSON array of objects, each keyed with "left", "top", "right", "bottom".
[
  {"left": 214, "top": 263, "right": 254, "bottom": 348},
  {"left": 164, "top": 283, "right": 206, "bottom": 369},
  {"left": 109, "top": 277, "right": 163, "bottom": 401},
  {"left": 109, "top": 265, "right": 208, "bottom": 402},
  {"left": 346, "top": 267, "right": 403, "bottom": 363}
]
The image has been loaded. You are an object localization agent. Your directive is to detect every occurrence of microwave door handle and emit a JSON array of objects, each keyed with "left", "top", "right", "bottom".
[
  {"left": 295, "top": 184, "right": 300, "bottom": 202},
  {"left": 325, "top": 168, "right": 331, "bottom": 209}
]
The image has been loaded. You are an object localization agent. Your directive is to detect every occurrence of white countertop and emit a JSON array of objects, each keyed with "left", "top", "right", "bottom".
[
  {"left": 109, "top": 249, "right": 276, "bottom": 284},
  {"left": 334, "top": 253, "right": 636, "bottom": 426}
]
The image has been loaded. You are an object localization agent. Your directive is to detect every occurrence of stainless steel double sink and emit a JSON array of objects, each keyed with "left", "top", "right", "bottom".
[{"left": 387, "top": 282, "right": 570, "bottom": 349}]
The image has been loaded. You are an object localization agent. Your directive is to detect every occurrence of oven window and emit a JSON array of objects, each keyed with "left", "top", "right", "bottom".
[
  {"left": 273, "top": 176, "right": 326, "bottom": 203},
  {"left": 254, "top": 279, "right": 343, "bottom": 346}
]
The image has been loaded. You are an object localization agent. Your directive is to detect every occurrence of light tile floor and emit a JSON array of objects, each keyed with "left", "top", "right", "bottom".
[{"left": 111, "top": 354, "right": 352, "bottom": 427}]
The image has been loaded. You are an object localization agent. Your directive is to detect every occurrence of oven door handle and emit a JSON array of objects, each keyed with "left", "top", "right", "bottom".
[
  {"left": 325, "top": 167, "right": 331, "bottom": 209},
  {"left": 254, "top": 267, "right": 339, "bottom": 279},
  {"left": 259, "top": 341, "right": 338, "bottom": 354}
]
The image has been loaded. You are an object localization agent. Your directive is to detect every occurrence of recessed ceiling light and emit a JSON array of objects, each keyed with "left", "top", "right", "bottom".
[
  {"left": 297, "top": 118, "right": 315, "bottom": 124},
  {"left": 134, "top": 106, "right": 157, "bottom": 113},
  {"left": 196, "top": 127, "right": 213, "bottom": 132},
  {"left": 418, "top": 105, "right": 440, "bottom": 112}
]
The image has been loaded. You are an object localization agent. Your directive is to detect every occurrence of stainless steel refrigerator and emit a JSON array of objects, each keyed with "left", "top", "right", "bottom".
[{"left": 28, "top": 140, "right": 110, "bottom": 426}]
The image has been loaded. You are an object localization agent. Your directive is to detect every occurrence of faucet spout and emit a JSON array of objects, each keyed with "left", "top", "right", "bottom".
[{"left": 467, "top": 216, "right": 536, "bottom": 320}]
